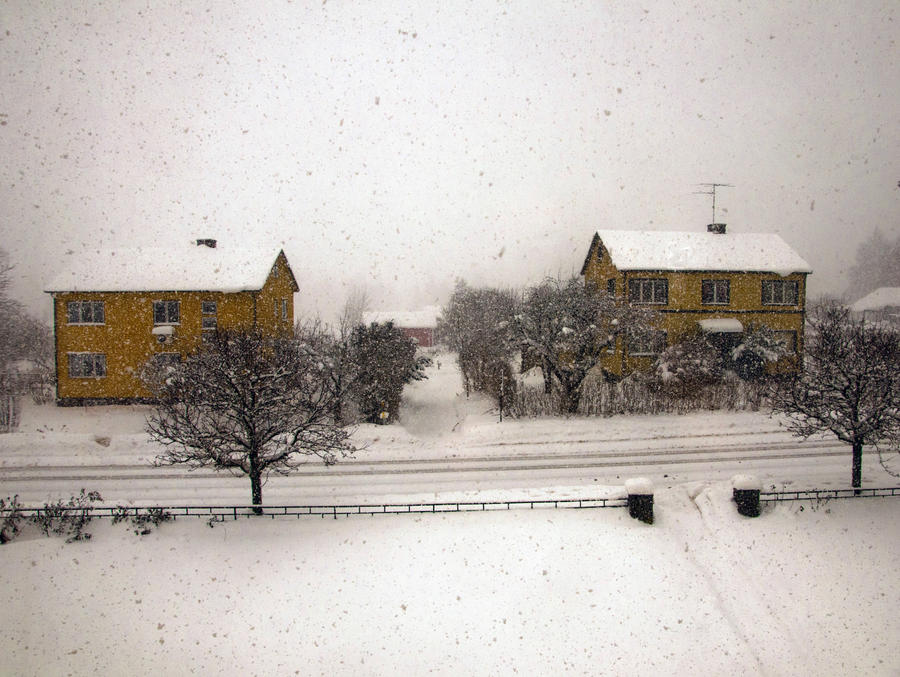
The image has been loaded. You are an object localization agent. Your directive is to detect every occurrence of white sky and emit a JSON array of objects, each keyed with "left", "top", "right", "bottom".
[{"left": 1, "top": 0, "right": 898, "bottom": 321}]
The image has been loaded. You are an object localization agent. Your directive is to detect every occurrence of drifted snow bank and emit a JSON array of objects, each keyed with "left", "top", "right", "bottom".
[{"left": 1, "top": 482, "right": 897, "bottom": 676}]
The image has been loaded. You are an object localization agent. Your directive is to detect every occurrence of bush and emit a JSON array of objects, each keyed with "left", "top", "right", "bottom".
[
  {"left": 731, "top": 325, "right": 787, "bottom": 381},
  {"left": 511, "top": 371, "right": 767, "bottom": 417},
  {"left": 0, "top": 494, "right": 24, "bottom": 544},
  {"left": 33, "top": 489, "right": 102, "bottom": 543},
  {"left": 111, "top": 506, "right": 173, "bottom": 536},
  {"left": 655, "top": 334, "right": 724, "bottom": 397}
]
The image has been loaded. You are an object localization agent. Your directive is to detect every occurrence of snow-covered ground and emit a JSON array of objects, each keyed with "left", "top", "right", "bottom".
[
  {"left": 1, "top": 352, "right": 898, "bottom": 675},
  {"left": 2, "top": 484, "right": 898, "bottom": 676}
]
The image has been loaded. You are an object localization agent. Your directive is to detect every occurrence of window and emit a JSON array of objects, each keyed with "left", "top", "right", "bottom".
[
  {"left": 271, "top": 263, "right": 279, "bottom": 278},
  {"left": 153, "top": 300, "right": 180, "bottom": 324},
  {"left": 607, "top": 279, "right": 616, "bottom": 297},
  {"left": 274, "top": 299, "right": 279, "bottom": 320},
  {"left": 151, "top": 353, "right": 181, "bottom": 370},
  {"left": 67, "top": 353, "right": 106, "bottom": 378},
  {"left": 66, "top": 301, "right": 105, "bottom": 324},
  {"left": 628, "top": 331, "right": 667, "bottom": 356},
  {"left": 628, "top": 278, "right": 668, "bottom": 304},
  {"left": 281, "top": 299, "right": 288, "bottom": 321},
  {"left": 702, "top": 279, "right": 730, "bottom": 305},
  {"left": 762, "top": 280, "right": 798, "bottom": 305},
  {"left": 201, "top": 300, "right": 217, "bottom": 332},
  {"left": 774, "top": 330, "right": 797, "bottom": 354}
]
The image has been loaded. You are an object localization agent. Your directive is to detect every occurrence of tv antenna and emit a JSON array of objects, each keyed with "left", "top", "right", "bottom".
[{"left": 694, "top": 183, "right": 733, "bottom": 223}]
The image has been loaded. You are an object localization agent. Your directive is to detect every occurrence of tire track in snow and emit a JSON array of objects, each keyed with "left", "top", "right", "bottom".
[{"left": 0, "top": 447, "right": 848, "bottom": 482}]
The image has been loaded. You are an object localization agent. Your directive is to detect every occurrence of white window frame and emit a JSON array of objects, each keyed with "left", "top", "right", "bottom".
[
  {"left": 153, "top": 300, "right": 180, "bottom": 325},
  {"left": 762, "top": 280, "right": 798, "bottom": 306},
  {"left": 701, "top": 279, "right": 730, "bottom": 305},
  {"left": 281, "top": 298, "right": 288, "bottom": 321},
  {"left": 66, "top": 300, "right": 105, "bottom": 325},
  {"left": 67, "top": 352, "right": 107, "bottom": 378},
  {"left": 628, "top": 278, "right": 668, "bottom": 305}
]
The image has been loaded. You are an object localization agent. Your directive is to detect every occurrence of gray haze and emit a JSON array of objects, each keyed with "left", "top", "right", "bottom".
[{"left": 1, "top": 1, "right": 898, "bottom": 321}]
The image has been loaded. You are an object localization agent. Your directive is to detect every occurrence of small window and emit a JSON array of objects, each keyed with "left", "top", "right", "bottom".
[
  {"left": 274, "top": 299, "right": 279, "bottom": 320},
  {"left": 201, "top": 301, "right": 217, "bottom": 315},
  {"left": 201, "top": 317, "right": 217, "bottom": 331},
  {"left": 628, "top": 278, "right": 668, "bottom": 305},
  {"left": 67, "top": 353, "right": 107, "bottom": 378},
  {"left": 281, "top": 299, "right": 288, "bottom": 321},
  {"left": 762, "top": 280, "right": 798, "bottom": 306},
  {"left": 628, "top": 331, "right": 667, "bottom": 356},
  {"left": 66, "top": 301, "right": 105, "bottom": 324},
  {"left": 702, "top": 279, "right": 730, "bottom": 305},
  {"left": 271, "top": 263, "right": 279, "bottom": 278},
  {"left": 153, "top": 300, "right": 180, "bottom": 325},
  {"left": 607, "top": 279, "right": 616, "bottom": 297}
]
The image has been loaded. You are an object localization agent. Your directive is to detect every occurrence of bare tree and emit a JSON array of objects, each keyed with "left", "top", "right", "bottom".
[
  {"left": 513, "top": 276, "right": 657, "bottom": 414},
  {"left": 146, "top": 330, "right": 356, "bottom": 513},
  {"left": 437, "top": 280, "right": 520, "bottom": 408},
  {"left": 770, "top": 303, "right": 900, "bottom": 490}
]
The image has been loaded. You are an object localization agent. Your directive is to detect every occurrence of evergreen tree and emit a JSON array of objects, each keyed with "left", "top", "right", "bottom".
[{"left": 349, "top": 321, "right": 430, "bottom": 423}]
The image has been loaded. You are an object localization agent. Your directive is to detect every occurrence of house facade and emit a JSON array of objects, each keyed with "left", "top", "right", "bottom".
[
  {"left": 580, "top": 225, "right": 812, "bottom": 377},
  {"left": 849, "top": 287, "right": 900, "bottom": 326},
  {"left": 45, "top": 240, "right": 299, "bottom": 404},
  {"left": 362, "top": 306, "right": 440, "bottom": 348}
]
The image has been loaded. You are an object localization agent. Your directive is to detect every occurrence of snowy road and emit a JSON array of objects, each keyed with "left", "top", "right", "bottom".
[{"left": 0, "top": 437, "right": 881, "bottom": 506}]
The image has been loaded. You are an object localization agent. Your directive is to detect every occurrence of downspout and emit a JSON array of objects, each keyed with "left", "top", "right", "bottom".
[
  {"left": 619, "top": 272, "right": 627, "bottom": 377},
  {"left": 51, "top": 294, "right": 60, "bottom": 402}
]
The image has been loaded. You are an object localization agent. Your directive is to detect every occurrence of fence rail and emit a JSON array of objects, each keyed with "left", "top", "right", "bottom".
[
  {"left": 760, "top": 487, "right": 900, "bottom": 502},
  {"left": 3, "top": 488, "right": 898, "bottom": 522},
  {"left": 3, "top": 497, "right": 630, "bottom": 521}
]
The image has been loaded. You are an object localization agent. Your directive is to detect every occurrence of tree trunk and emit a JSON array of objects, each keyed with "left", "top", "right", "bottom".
[
  {"left": 249, "top": 451, "right": 263, "bottom": 514},
  {"left": 561, "top": 385, "right": 580, "bottom": 415},
  {"left": 541, "top": 359, "right": 552, "bottom": 395},
  {"left": 851, "top": 441, "right": 863, "bottom": 494}
]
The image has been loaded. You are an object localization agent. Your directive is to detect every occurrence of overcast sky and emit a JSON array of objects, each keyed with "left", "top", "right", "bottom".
[{"left": 2, "top": 0, "right": 897, "bottom": 321}]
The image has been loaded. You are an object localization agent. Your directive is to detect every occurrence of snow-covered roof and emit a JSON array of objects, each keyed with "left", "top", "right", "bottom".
[
  {"left": 363, "top": 305, "right": 441, "bottom": 329},
  {"left": 45, "top": 242, "right": 288, "bottom": 293},
  {"left": 585, "top": 229, "right": 812, "bottom": 276},
  {"left": 698, "top": 318, "right": 744, "bottom": 333},
  {"left": 850, "top": 287, "right": 900, "bottom": 312}
]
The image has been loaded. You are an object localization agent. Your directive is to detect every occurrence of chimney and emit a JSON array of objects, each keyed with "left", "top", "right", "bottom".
[
  {"left": 707, "top": 223, "right": 727, "bottom": 235},
  {"left": 196, "top": 238, "right": 217, "bottom": 248}
]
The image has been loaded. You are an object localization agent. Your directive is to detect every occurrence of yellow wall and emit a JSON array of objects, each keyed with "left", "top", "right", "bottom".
[
  {"left": 582, "top": 235, "right": 807, "bottom": 377},
  {"left": 52, "top": 252, "right": 298, "bottom": 402}
]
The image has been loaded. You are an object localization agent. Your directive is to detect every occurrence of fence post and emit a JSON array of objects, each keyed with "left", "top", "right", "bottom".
[
  {"left": 732, "top": 475, "right": 761, "bottom": 517},
  {"left": 625, "top": 478, "right": 654, "bottom": 524}
]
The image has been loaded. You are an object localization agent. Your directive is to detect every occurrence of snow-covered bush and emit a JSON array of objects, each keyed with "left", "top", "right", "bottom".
[
  {"left": 654, "top": 333, "right": 723, "bottom": 398},
  {"left": 33, "top": 489, "right": 103, "bottom": 543},
  {"left": 0, "top": 494, "right": 24, "bottom": 544},
  {"left": 731, "top": 325, "right": 787, "bottom": 381},
  {"left": 112, "top": 506, "right": 173, "bottom": 536}
]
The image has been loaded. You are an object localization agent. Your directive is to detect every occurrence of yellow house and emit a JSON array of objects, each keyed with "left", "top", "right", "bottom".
[
  {"left": 580, "top": 224, "right": 812, "bottom": 377},
  {"left": 45, "top": 239, "right": 299, "bottom": 405}
]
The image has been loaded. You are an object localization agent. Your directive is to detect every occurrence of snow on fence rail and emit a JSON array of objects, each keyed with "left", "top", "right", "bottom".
[
  {"left": 3, "top": 489, "right": 899, "bottom": 522},
  {"left": 3, "top": 497, "right": 630, "bottom": 521},
  {"left": 759, "top": 487, "right": 900, "bottom": 502}
]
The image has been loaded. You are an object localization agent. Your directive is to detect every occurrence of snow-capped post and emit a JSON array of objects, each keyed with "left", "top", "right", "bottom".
[
  {"left": 625, "top": 477, "right": 654, "bottom": 524},
  {"left": 732, "top": 475, "right": 762, "bottom": 517}
]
